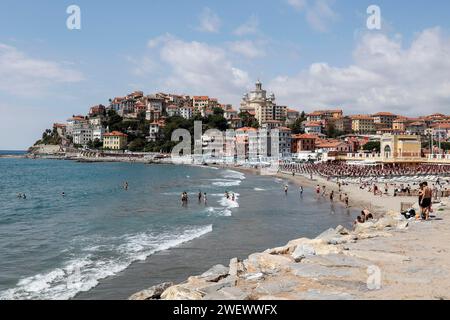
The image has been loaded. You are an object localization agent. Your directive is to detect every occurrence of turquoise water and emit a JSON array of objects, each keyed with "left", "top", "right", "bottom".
[{"left": 0, "top": 158, "right": 358, "bottom": 300}]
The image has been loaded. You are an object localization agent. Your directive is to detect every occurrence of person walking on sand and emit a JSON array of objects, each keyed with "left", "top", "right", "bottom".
[
  {"left": 330, "top": 191, "right": 334, "bottom": 202},
  {"left": 316, "top": 185, "right": 320, "bottom": 195},
  {"left": 421, "top": 182, "right": 433, "bottom": 221},
  {"left": 284, "top": 185, "right": 289, "bottom": 195},
  {"left": 299, "top": 186, "right": 304, "bottom": 196},
  {"left": 344, "top": 194, "right": 349, "bottom": 208},
  {"left": 322, "top": 186, "right": 326, "bottom": 197}
]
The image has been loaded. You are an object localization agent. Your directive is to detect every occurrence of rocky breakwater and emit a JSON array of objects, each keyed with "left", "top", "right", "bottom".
[{"left": 129, "top": 207, "right": 437, "bottom": 300}]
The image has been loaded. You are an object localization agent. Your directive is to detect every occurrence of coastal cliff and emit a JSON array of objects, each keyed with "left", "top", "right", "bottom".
[{"left": 130, "top": 200, "right": 450, "bottom": 300}]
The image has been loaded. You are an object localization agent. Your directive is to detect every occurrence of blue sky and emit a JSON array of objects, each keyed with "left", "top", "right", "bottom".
[{"left": 1, "top": 0, "right": 450, "bottom": 149}]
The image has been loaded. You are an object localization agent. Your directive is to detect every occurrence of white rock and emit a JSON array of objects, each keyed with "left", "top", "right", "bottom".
[
  {"left": 128, "top": 282, "right": 173, "bottom": 300},
  {"left": 199, "top": 264, "right": 229, "bottom": 282},
  {"left": 160, "top": 285, "right": 203, "bottom": 300},
  {"left": 291, "top": 244, "right": 316, "bottom": 262},
  {"left": 245, "top": 253, "right": 292, "bottom": 274}
]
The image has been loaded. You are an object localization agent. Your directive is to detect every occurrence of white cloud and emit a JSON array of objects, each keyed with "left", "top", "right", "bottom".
[
  {"left": 269, "top": 28, "right": 450, "bottom": 115},
  {"left": 287, "top": 0, "right": 307, "bottom": 11},
  {"left": 228, "top": 40, "right": 266, "bottom": 58},
  {"left": 197, "top": 7, "right": 221, "bottom": 33},
  {"left": 0, "top": 43, "right": 84, "bottom": 96},
  {"left": 140, "top": 35, "right": 250, "bottom": 103},
  {"left": 234, "top": 15, "right": 259, "bottom": 36},
  {"left": 287, "top": 0, "right": 337, "bottom": 32}
]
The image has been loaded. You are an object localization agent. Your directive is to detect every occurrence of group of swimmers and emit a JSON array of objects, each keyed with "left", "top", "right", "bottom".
[
  {"left": 182, "top": 190, "right": 238, "bottom": 206},
  {"left": 181, "top": 191, "right": 209, "bottom": 206},
  {"left": 17, "top": 193, "right": 27, "bottom": 199},
  {"left": 315, "top": 184, "right": 349, "bottom": 207}
]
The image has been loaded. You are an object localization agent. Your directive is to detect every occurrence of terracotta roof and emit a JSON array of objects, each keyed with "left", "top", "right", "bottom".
[
  {"left": 292, "top": 134, "right": 317, "bottom": 139},
  {"left": 351, "top": 115, "right": 373, "bottom": 120},
  {"left": 316, "top": 141, "right": 347, "bottom": 148},
  {"left": 236, "top": 127, "right": 258, "bottom": 132},
  {"left": 408, "top": 121, "right": 425, "bottom": 126},
  {"left": 373, "top": 112, "right": 396, "bottom": 116},
  {"left": 104, "top": 131, "right": 128, "bottom": 137},
  {"left": 432, "top": 123, "right": 450, "bottom": 129},
  {"left": 304, "top": 121, "right": 322, "bottom": 127}
]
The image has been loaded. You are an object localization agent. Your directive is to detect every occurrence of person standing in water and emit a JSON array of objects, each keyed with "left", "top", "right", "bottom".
[
  {"left": 329, "top": 191, "right": 334, "bottom": 202},
  {"left": 299, "top": 186, "right": 304, "bottom": 196},
  {"left": 124, "top": 181, "right": 129, "bottom": 191},
  {"left": 198, "top": 191, "right": 202, "bottom": 203},
  {"left": 284, "top": 185, "right": 289, "bottom": 195},
  {"left": 203, "top": 193, "right": 208, "bottom": 205},
  {"left": 344, "top": 194, "right": 349, "bottom": 208}
]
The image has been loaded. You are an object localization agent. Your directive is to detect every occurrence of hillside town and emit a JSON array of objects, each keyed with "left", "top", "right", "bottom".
[{"left": 34, "top": 81, "right": 450, "bottom": 165}]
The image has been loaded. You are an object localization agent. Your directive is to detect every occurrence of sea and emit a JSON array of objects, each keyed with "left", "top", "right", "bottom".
[{"left": 0, "top": 154, "right": 359, "bottom": 300}]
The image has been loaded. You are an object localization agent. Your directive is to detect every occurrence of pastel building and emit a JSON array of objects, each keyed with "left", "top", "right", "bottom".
[{"left": 103, "top": 131, "right": 128, "bottom": 150}]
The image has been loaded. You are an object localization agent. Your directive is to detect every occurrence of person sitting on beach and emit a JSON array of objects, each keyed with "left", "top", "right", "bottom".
[
  {"left": 353, "top": 216, "right": 363, "bottom": 226},
  {"left": 361, "top": 212, "right": 367, "bottom": 223}
]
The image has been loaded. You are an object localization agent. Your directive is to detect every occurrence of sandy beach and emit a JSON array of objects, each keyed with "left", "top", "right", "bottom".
[{"left": 129, "top": 164, "right": 450, "bottom": 300}]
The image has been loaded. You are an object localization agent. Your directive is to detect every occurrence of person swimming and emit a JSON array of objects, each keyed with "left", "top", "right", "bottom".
[
  {"left": 22, "top": 194, "right": 27, "bottom": 199},
  {"left": 62, "top": 192, "right": 66, "bottom": 197}
]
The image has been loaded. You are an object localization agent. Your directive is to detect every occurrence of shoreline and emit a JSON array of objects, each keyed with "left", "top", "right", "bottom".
[
  {"left": 15, "top": 154, "right": 450, "bottom": 299},
  {"left": 127, "top": 165, "right": 450, "bottom": 300}
]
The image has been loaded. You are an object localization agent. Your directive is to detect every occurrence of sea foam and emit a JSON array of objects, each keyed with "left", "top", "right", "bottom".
[{"left": 0, "top": 225, "right": 213, "bottom": 300}]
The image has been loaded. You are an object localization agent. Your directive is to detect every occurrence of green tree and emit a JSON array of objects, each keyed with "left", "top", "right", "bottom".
[
  {"left": 363, "top": 141, "right": 381, "bottom": 152},
  {"left": 128, "top": 138, "right": 146, "bottom": 152},
  {"left": 238, "top": 112, "right": 259, "bottom": 128},
  {"left": 441, "top": 142, "right": 450, "bottom": 151}
]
